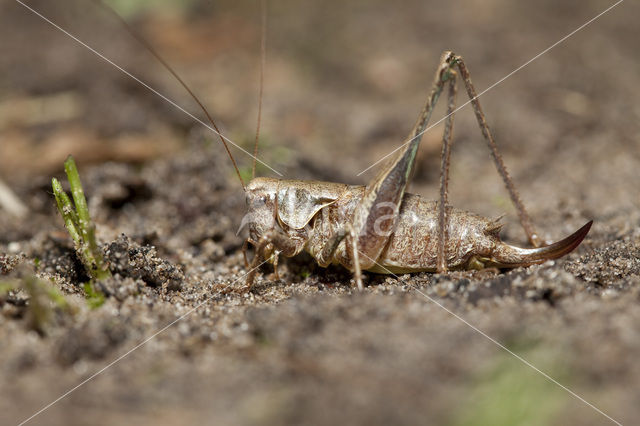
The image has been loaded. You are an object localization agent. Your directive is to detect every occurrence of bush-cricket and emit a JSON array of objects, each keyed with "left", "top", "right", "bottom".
[{"left": 73, "top": 2, "right": 595, "bottom": 292}]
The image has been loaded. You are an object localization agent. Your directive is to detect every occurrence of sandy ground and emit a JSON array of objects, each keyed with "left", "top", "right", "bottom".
[{"left": 1, "top": 0, "right": 639, "bottom": 425}]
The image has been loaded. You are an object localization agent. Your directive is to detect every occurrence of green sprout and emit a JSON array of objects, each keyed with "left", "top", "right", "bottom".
[
  {"left": 83, "top": 282, "right": 106, "bottom": 309},
  {"left": 0, "top": 275, "right": 70, "bottom": 334},
  {"left": 299, "top": 268, "right": 311, "bottom": 279},
  {"left": 52, "top": 156, "right": 111, "bottom": 282}
]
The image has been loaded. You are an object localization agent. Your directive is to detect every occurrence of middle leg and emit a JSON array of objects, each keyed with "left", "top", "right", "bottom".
[{"left": 316, "top": 225, "right": 363, "bottom": 291}]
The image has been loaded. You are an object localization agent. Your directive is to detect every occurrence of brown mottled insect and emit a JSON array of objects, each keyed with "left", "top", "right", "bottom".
[
  {"left": 237, "top": 52, "right": 591, "bottom": 291},
  {"left": 100, "top": 4, "right": 592, "bottom": 292}
]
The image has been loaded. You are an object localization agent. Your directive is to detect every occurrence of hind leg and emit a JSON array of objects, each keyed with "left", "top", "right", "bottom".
[
  {"left": 436, "top": 70, "right": 458, "bottom": 273},
  {"left": 452, "top": 55, "right": 542, "bottom": 247}
]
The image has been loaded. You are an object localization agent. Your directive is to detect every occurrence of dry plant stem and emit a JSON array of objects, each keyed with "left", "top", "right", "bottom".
[
  {"left": 454, "top": 58, "right": 541, "bottom": 247},
  {"left": 436, "top": 73, "right": 458, "bottom": 273},
  {"left": 0, "top": 178, "right": 28, "bottom": 217}
]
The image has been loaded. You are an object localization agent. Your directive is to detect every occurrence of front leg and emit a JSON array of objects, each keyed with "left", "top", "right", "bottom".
[{"left": 241, "top": 229, "right": 299, "bottom": 293}]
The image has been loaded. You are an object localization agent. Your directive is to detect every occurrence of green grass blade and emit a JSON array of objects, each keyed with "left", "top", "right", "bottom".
[
  {"left": 52, "top": 177, "right": 82, "bottom": 244},
  {"left": 63, "top": 156, "right": 91, "bottom": 239},
  {"left": 53, "top": 157, "right": 111, "bottom": 282}
]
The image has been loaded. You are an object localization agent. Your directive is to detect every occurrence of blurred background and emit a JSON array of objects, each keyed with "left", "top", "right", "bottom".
[
  {"left": 1, "top": 1, "right": 639, "bottom": 425},
  {"left": 1, "top": 0, "right": 638, "bottom": 228}
]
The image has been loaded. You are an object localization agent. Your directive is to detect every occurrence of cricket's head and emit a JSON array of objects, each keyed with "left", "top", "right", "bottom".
[
  {"left": 465, "top": 220, "right": 592, "bottom": 269},
  {"left": 238, "top": 177, "right": 280, "bottom": 240}
]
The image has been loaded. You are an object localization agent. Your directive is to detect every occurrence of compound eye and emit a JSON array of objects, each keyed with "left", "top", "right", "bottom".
[{"left": 250, "top": 195, "right": 267, "bottom": 207}]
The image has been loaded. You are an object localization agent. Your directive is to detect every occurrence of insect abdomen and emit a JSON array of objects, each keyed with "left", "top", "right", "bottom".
[{"left": 373, "top": 194, "right": 490, "bottom": 272}]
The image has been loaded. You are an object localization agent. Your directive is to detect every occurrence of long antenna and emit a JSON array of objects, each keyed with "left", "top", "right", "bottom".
[
  {"left": 252, "top": 0, "right": 267, "bottom": 179},
  {"left": 95, "top": 0, "right": 246, "bottom": 190}
]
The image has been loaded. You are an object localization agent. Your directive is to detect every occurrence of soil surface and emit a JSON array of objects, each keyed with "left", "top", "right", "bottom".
[{"left": 1, "top": 1, "right": 639, "bottom": 425}]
